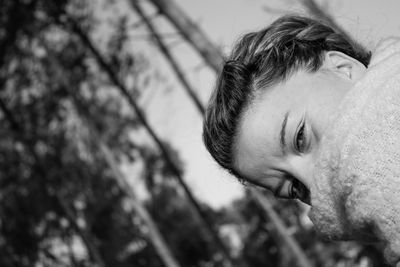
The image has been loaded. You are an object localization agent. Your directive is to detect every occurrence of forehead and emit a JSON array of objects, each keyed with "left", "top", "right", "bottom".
[{"left": 233, "top": 86, "right": 286, "bottom": 179}]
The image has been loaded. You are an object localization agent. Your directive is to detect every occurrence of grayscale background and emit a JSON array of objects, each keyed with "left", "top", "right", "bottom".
[{"left": 0, "top": 0, "right": 397, "bottom": 266}]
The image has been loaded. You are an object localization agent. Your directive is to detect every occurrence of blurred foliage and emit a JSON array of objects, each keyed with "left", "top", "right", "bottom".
[{"left": 0, "top": 0, "right": 391, "bottom": 266}]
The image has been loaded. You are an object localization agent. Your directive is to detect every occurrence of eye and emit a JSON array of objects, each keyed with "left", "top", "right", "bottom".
[
  {"left": 294, "top": 121, "right": 307, "bottom": 152},
  {"left": 289, "top": 179, "right": 310, "bottom": 204}
]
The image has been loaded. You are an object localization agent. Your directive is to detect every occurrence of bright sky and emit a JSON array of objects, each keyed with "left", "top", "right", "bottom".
[{"left": 116, "top": 0, "right": 400, "bottom": 208}]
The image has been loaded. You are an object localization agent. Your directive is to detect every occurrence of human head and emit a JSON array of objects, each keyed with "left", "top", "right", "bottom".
[{"left": 203, "top": 15, "right": 371, "bottom": 203}]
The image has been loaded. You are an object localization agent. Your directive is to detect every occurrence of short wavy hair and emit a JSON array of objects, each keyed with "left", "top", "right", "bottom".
[{"left": 203, "top": 15, "right": 371, "bottom": 179}]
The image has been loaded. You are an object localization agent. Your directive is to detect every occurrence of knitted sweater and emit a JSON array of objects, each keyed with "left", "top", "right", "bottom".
[{"left": 309, "top": 37, "right": 400, "bottom": 266}]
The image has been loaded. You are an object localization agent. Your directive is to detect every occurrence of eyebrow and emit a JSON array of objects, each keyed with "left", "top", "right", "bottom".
[{"left": 280, "top": 111, "right": 289, "bottom": 154}]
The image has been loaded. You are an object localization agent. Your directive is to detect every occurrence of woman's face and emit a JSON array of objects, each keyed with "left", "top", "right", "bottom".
[{"left": 233, "top": 51, "right": 367, "bottom": 204}]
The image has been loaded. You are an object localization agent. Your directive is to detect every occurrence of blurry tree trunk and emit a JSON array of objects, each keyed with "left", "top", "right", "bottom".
[
  {"left": 98, "top": 141, "right": 182, "bottom": 267},
  {"left": 98, "top": 141, "right": 181, "bottom": 267},
  {"left": 130, "top": 3, "right": 245, "bottom": 267},
  {"left": 148, "top": 0, "right": 224, "bottom": 72},
  {"left": 130, "top": 0, "right": 204, "bottom": 115},
  {"left": 0, "top": 96, "right": 106, "bottom": 267},
  {"left": 148, "top": 1, "right": 313, "bottom": 266},
  {"left": 74, "top": 94, "right": 182, "bottom": 267},
  {"left": 43, "top": 49, "right": 182, "bottom": 267},
  {"left": 251, "top": 189, "right": 313, "bottom": 267},
  {"left": 60, "top": 17, "right": 235, "bottom": 267}
]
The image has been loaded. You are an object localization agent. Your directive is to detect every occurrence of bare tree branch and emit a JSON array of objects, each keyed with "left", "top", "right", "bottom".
[
  {"left": 251, "top": 189, "right": 313, "bottom": 267},
  {"left": 262, "top": 5, "right": 287, "bottom": 15},
  {"left": 57, "top": 15, "right": 235, "bottom": 267},
  {"left": 44, "top": 48, "right": 182, "bottom": 267},
  {"left": 148, "top": 0, "right": 224, "bottom": 72},
  {"left": 130, "top": 0, "right": 204, "bottom": 115}
]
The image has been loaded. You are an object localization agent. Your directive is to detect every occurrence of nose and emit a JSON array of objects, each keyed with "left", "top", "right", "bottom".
[{"left": 287, "top": 153, "right": 314, "bottom": 191}]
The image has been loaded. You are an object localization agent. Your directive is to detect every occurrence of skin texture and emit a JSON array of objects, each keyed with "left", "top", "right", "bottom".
[{"left": 233, "top": 51, "right": 367, "bottom": 204}]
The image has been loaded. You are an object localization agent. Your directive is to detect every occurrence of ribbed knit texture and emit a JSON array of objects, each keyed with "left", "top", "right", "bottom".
[{"left": 309, "top": 37, "right": 400, "bottom": 266}]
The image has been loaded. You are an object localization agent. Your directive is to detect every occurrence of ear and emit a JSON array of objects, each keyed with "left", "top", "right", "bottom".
[{"left": 323, "top": 51, "right": 367, "bottom": 81}]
